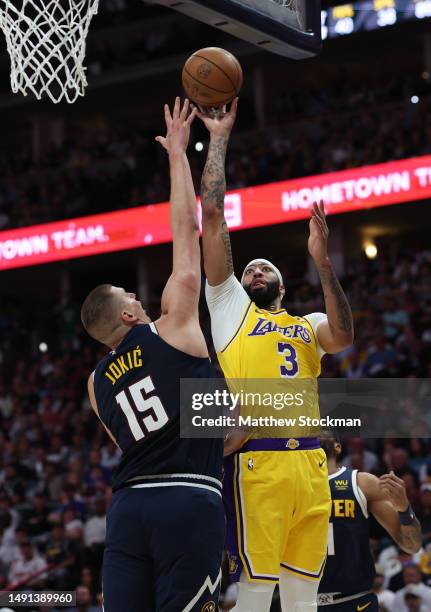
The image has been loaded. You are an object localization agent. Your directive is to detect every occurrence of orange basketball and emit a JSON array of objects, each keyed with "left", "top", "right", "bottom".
[{"left": 182, "top": 47, "right": 243, "bottom": 108}]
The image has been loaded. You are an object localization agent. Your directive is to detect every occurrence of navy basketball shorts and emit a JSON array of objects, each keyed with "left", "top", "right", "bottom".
[
  {"left": 102, "top": 485, "right": 225, "bottom": 612},
  {"left": 318, "top": 592, "right": 379, "bottom": 612}
]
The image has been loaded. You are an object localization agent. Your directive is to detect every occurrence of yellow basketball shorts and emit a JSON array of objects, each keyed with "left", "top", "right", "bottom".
[{"left": 223, "top": 439, "right": 331, "bottom": 584}]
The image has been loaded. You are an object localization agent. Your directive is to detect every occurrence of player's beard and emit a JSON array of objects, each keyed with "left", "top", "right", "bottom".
[{"left": 244, "top": 279, "right": 281, "bottom": 309}]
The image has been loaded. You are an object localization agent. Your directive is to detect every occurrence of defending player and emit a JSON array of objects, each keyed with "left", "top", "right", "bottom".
[
  {"left": 81, "top": 98, "right": 224, "bottom": 612},
  {"left": 197, "top": 100, "right": 354, "bottom": 612},
  {"left": 318, "top": 432, "right": 422, "bottom": 612}
]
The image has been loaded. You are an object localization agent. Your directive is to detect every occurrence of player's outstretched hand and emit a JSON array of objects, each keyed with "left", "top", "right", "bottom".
[
  {"left": 194, "top": 97, "right": 238, "bottom": 137},
  {"left": 379, "top": 471, "right": 410, "bottom": 512},
  {"left": 308, "top": 201, "right": 329, "bottom": 266},
  {"left": 155, "top": 97, "right": 197, "bottom": 155}
]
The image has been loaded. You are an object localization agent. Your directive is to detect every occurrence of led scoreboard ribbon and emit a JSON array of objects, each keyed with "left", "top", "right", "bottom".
[
  {"left": 1, "top": 154, "right": 431, "bottom": 271},
  {"left": 322, "top": 0, "right": 431, "bottom": 39}
]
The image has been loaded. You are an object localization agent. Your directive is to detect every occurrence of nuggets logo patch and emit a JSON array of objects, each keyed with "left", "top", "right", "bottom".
[
  {"left": 201, "top": 601, "right": 216, "bottom": 612},
  {"left": 287, "top": 438, "right": 300, "bottom": 450}
]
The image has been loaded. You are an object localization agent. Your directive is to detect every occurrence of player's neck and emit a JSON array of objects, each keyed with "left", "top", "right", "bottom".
[
  {"left": 262, "top": 300, "right": 282, "bottom": 312},
  {"left": 327, "top": 458, "right": 339, "bottom": 475},
  {"left": 109, "top": 324, "right": 137, "bottom": 350}
]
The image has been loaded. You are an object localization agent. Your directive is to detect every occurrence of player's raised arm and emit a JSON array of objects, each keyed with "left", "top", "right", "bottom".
[
  {"left": 359, "top": 471, "right": 422, "bottom": 554},
  {"left": 155, "top": 97, "right": 200, "bottom": 321},
  {"left": 308, "top": 201, "right": 354, "bottom": 353},
  {"left": 197, "top": 99, "right": 238, "bottom": 286}
]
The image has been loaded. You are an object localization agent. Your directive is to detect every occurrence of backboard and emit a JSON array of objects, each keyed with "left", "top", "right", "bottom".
[{"left": 145, "top": 0, "right": 322, "bottom": 59}]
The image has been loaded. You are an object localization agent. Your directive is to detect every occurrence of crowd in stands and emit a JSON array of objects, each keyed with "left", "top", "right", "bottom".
[
  {"left": 0, "top": 244, "right": 430, "bottom": 610},
  {"left": 0, "top": 66, "right": 430, "bottom": 229}
]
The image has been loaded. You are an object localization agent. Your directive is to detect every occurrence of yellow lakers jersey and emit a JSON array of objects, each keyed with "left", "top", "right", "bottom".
[
  {"left": 217, "top": 302, "right": 321, "bottom": 380},
  {"left": 217, "top": 303, "right": 321, "bottom": 436}
]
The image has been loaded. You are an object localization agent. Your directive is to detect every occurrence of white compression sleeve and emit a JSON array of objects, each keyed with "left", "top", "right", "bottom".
[
  {"left": 230, "top": 571, "right": 275, "bottom": 612},
  {"left": 279, "top": 573, "right": 319, "bottom": 612}
]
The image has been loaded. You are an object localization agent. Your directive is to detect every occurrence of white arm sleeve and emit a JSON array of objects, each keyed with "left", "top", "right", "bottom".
[
  {"left": 304, "top": 312, "right": 328, "bottom": 359},
  {"left": 205, "top": 274, "right": 251, "bottom": 352}
]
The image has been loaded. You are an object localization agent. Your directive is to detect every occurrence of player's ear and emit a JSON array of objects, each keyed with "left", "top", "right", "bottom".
[
  {"left": 121, "top": 309, "right": 138, "bottom": 326},
  {"left": 279, "top": 284, "right": 286, "bottom": 299}
]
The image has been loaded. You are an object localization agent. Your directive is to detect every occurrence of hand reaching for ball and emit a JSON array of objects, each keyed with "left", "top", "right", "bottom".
[
  {"left": 195, "top": 97, "right": 238, "bottom": 137},
  {"left": 155, "top": 97, "right": 197, "bottom": 156}
]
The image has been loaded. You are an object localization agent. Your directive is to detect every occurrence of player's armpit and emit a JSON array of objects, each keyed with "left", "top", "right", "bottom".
[{"left": 87, "top": 374, "right": 119, "bottom": 447}]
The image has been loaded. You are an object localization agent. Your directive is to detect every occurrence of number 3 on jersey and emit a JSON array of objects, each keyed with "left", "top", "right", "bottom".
[
  {"left": 278, "top": 342, "right": 299, "bottom": 377},
  {"left": 115, "top": 376, "right": 168, "bottom": 441}
]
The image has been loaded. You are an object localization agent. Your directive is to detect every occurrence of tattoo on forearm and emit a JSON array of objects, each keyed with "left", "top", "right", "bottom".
[
  {"left": 201, "top": 135, "right": 229, "bottom": 211},
  {"left": 401, "top": 519, "right": 422, "bottom": 552},
  {"left": 221, "top": 221, "right": 234, "bottom": 275},
  {"left": 318, "top": 264, "right": 353, "bottom": 334}
]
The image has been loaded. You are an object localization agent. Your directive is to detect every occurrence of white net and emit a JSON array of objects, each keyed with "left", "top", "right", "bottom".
[{"left": 0, "top": 0, "right": 100, "bottom": 103}]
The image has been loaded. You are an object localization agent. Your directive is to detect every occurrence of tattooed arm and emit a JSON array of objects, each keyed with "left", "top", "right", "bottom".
[
  {"left": 308, "top": 202, "right": 354, "bottom": 353},
  {"left": 359, "top": 471, "right": 422, "bottom": 555},
  {"left": 196, "top": 99, "right": 238, "bottom": 285}
]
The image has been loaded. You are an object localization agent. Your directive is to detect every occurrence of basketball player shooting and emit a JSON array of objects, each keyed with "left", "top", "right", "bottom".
[
  {"left": 196, "top": 101, "right": 354, "bottom": 612},
  {"left": 81, "top": 98, "right": 224, "bottom": 612}
]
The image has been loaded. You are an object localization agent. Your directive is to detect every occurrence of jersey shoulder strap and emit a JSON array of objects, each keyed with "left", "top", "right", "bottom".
[{"left": 329, "top": 467, "right": 369, "bottom": 519}]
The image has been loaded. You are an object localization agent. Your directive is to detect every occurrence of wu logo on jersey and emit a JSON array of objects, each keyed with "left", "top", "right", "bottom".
[
  {"left": 334, "top": 479, "right": 348, "bottom": 491},
  {"left": 201, "top": 601, "right": 216, "bottom": 612}
]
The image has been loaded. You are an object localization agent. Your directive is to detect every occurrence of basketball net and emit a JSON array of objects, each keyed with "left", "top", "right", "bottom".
[{"left": 0, "top": 0, "right": 99, "bottom": 104}]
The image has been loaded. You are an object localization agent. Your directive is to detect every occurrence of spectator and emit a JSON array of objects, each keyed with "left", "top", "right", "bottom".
[
  {"left": 393, "top": 565, "right": 431, "bottom": 612},
  {"left": 7, "top": 540, "right": 46, "bottom": 587},
  {"left": 343, "top": 438, "right": 379, "bottom": 473},
  {"left": 20, "top": 493, "right": 51, "bottom": 539},
  {"left": 416, "top": 485, "right": 431, "bottom": 541},
  {"left": 100, "top": 441, "right": 121, "bottom": 471},
  {"left": 83, "top": 496, "right": 106, "bottom": 548},
  {"left": 382, "top": 298, "right": 409, "bottom": 340},
  {"left": 403, "top": 584, "right": 428, "bottom": 612},
  {"left": 363, "top": 335, "right": 396, "bottom": 377},
  {"left": 66, "top": 585, "right": 99, "bottom": 612},
  {"left": 373, "top": 566, "right": 395, "bottom": 611}
]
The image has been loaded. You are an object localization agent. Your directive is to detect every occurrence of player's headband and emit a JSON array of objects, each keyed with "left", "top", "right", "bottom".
[{"left": 241, "top": 259, "right": 283, "bottom": 286}]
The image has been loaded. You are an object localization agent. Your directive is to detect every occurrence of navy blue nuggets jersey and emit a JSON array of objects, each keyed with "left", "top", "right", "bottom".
[
  {"left": 319, "top": 467, "right": 375, "bottom": 597},
  {"left": 93, "top": 323, "right": 223, "bottom": 492}
]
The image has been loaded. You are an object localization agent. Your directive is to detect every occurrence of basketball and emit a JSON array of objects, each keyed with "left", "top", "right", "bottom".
[{"left": 182, "top": 47, "right": 243, "bottom": 108}]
